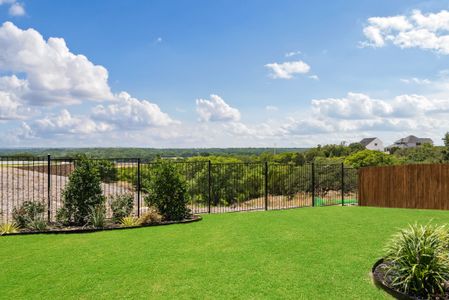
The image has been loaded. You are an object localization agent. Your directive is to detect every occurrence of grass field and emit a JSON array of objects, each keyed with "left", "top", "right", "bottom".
[{"left": 1, "top": 206, "right": 449, "bottom": 299}]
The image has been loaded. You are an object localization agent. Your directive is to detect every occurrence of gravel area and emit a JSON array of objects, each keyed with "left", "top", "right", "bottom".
[{"left": 0, "top": 167, "right": 136, "bottom": 223}]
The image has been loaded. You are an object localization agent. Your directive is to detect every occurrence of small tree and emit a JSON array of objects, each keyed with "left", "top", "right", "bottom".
[
  {"left": 62, "top": 158, "right": 105, "bottom": 225},
  {"left": 144, "top": 161, "right": 190, "bottom": 221},
  {"left": 442, "top": 132, "right": 449, "bottom": 162},
  {"left": 344, "top": 149, "right": 399, "bottom": 169}
]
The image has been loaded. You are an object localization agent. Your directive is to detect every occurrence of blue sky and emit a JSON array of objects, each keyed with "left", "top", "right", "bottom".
[{"left": 1, "top": 0, "right": 449, "bottom": 147}]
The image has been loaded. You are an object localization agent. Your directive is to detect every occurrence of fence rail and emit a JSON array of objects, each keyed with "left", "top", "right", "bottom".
[{"left": 0, "top": 156, "right": 358, "bottom": 223}]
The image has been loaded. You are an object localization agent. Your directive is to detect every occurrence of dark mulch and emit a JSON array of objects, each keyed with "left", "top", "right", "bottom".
[{"left": 3, "top": 215, "right": 202, "bottom": 236}]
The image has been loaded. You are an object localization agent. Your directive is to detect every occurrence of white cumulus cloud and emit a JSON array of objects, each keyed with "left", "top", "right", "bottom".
[
  {"left": 92, "top": 92, "right": 177, "bottom": 129},
  {"left": 196, "top": 94, "right": 241, "bottom": 122},
  {"left": 0, "top": 21, "right": 113, "bottom": 105},
  {"left": 264, "top": 60, "right": 310, "bottom": 79},
  {"left": 362, "top": 10, "right": 449, "bottom": 54},
  {"left": 0, "top": 0, "right": 25, "bottom": 16}
]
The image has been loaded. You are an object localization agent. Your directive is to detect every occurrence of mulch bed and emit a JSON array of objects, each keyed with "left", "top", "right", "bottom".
[
  {"left": 372, "top": 258, "right": 449, "bottom": 300},
  {"left": 2, "top": 215, "right": 202, "bottom": 236}
]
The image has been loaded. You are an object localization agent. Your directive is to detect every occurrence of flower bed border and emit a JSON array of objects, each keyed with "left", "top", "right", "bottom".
[
  {"left": 371, "top": 258, "right": 415, "bottom": 300},
  {"left": 2, "top": 215, "right": 202, "bottom": 236}
]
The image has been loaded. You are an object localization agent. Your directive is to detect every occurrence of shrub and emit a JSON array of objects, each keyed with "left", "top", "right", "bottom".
[
  {"left": 139, "top": 210, "right": 162, "bottom": 225},
  {"left": 88, "top": 204, "right": 106, "bottom": 228},
  {"left": 62, "top": 158, "right": 105, "bottom": 225},
  {"left": 110, "top": 194, "right": 134, "bottom": 223},
  {"left": 0, "top": 222, "right": 20, "bottom": 235},
  {"left": 384, "top": 223, "right": 449, "bottom": 298},
  {"left": 93, "top": 159, "right": 118, "bottom": 183},
  {"left": 120, "top": 216, "right": 141, "bottom": 227},
  {"left": 55, "top": 207, "right": 69, "bottom": 225},
  {"left": 144, "top": 161, "right": 190, "bottom": 221},
  {"left": 12, "top": 201, "right": 46, "bottom": 229},
  {"left": 27, "top": 218, "right": 47, "bottom": 231}
]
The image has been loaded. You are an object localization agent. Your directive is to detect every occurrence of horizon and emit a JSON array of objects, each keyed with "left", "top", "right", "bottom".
[{"left": 1, "top": 1, "right": 449, "bottom": 147}]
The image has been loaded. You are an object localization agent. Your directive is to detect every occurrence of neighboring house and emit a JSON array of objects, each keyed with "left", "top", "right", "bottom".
[
  {"left": 387, "top": 135, "right": 433, "bottom": 150},
  {"left": 359, "top": 137, "right": 384, "bottom": 151}
]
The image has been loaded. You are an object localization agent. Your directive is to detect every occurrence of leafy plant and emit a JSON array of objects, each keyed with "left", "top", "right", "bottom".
[
  {"left": 120, "top": 216, "right": 141, "bottom": 227},
  {"left": 110, "top": 194, "right": 134, "bottom": 223},
  {"left": 27, "top": 218, "right": 47, "bottom": 231},
  {"left": 55, "top": 207, "right": 69, "bottom": 225},
  {"left": 88, "top": 204, "right": 106, "bottom": 228},
  {"left": 62, "top": 158, "right": 105, "bottom": 225},
  {"left": 383, "top": 223, "right": 449, "bottom": 298},
  {"left": 144, "top": 161, "right": 190, "bottom": 221},
  {"left": 0, "top": 222, "right": 20, "bottom": 235},
  {"left": 139, "top": 210, "right": 162, "bottom": 225},
  {"left": 93, "top": 159, "right": 118, "bottom": 183},
  {"left": 12, "top": 201, "right": 46, "bottom": 229}
]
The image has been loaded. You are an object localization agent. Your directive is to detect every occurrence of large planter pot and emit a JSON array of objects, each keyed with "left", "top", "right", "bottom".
[{"left": 371, "top": 258, "right": 415, "bottom": 300}]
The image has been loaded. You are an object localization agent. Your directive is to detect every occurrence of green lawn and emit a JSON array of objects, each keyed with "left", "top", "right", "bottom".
[{"left": 1, "top": 206, "right": 449, "bottom": 299}]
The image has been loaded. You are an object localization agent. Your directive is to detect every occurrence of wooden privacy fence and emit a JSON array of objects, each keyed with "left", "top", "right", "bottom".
[{"left": 358, "top": 164, "right": 449, "bottom": 210}]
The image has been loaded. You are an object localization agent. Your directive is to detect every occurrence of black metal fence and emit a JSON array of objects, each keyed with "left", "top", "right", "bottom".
[{"left": 0, "top": 156, "right": 358, "bottom": 223}]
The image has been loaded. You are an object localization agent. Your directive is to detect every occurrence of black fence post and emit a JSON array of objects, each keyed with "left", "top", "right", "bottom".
[
  {"left": 311, "top": 162, "right": 315, "bottom": 207},
  {"left": 264, "top": 161, "right": 268, "bottom": 211},
  {"left": 47, "top": 154, "right": 51, "bottom": 222},
  {"left": 341, "top": 162, "right": 345, "bottom": 206},
  {"left": 137, "top": 158, "right": 141, "bottom": 217},
  {"left": 208, "top": 160, "right": 211, "bottom": 214}
]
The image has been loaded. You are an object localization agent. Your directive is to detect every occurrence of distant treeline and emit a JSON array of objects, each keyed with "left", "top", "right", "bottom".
[{"left": 0, "top": 147, "right": 308, "bottom": 160}]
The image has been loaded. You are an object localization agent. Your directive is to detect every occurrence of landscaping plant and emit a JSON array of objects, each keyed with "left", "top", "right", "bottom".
[
  {"left": 12, "top": 201, "right": 46, "bottom": 230},
  {"left": 110, "top": 194, "right": 134, "bottom": 223},
  {"left": 88, "top": 204, "right": 106, "bottom": 228},
  {"left": 383, "top": 223, "right": 449, "bottom": 298},
  {"left": 62, "top": 158, "right": 105, "bottom": 225},
  {"left": 120, "top": 216, "right": 141, "bottom": 227},
  {"left": 0, "top": 222, "right": 20, "bottom": 235},
  {"left": 138, "top": 210, "right": 162, "bottom": 225},
  {"left": 144, "top": 161, "right": 190, "bottom": 221}
]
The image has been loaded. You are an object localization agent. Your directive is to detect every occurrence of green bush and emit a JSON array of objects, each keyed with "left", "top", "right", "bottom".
[
  {"left": 110, "top": 194, "right": 134, "bottom": 223},
  {"left": 93, "top": 159, "right": 118, "bottom": 182},
  {"left": 62, "top": 158, "right": 105, "bottom": 225},
  {"left": 144, "top": 162, "right": 190, "bottom": 221},
  {"left": 12, "top": 201, "right": 46, "bottom": 229},
  {"left": 384, "top": 223, "right": 449, "bottom": 298}
]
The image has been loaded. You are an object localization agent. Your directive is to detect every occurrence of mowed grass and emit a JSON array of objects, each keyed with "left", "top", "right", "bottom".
[{"left": 1, "top": 207, "right": 449, "bottom": 299}]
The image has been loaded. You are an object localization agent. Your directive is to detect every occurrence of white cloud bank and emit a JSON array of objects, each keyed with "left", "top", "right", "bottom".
[
  {"left": 265, "top": 60, "right": 310, "bottom": 79},
  {"left": 362, "top": 10, "right": 449, "bottom": 54}
]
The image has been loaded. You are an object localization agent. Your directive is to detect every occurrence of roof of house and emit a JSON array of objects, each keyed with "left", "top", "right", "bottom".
[
  {"left": 394, "top": 135, "right": 433, "bottom": 144},
  {"left": 360, "top": 137, "right": 378, "bottom": 147}
]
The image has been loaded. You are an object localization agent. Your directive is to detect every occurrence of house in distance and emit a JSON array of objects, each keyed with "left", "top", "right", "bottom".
[
  {"left": 387, "top": 135, "right": 433, "bottom": 150},
  {"left": 359, "top": 137, "right": 384, "bottom": 151}
]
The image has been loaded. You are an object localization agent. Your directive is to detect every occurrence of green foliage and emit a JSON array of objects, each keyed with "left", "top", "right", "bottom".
[
  {"left": 93, "top": 159, "right": 118, "bottom": 182},
  {"left": 62, "top": 158, "right": 105, "bottom": 225},
  {"left": 120, "top": 216, "right": 141, "bottom": 227},
  {"left": 12, "top": 201, "right": 46, "bottom": 229},
  {"left": 344, "top": 150, "right": 399, "bottom": 168},
  {"left": 384, "top": 223, "right": 449, "bottom": 298},
  {"left": 0, "top": 222, "right": 20, "bottom": 235},
  {"left": 110, "top": 194, "right": 134, "bottom": 223},
  {"left": 442, "top": 132, "right": 449, "bottom": 162},
  {"left": 144, "top": 161, "right": 190, "bottom": 221},
  {"left": 393, "top": 143, "right": 442, "bottom": 163},
  {"left": 55, "top": 207, "right": 69, "bottom": 225},
  {"left": 88, "top": 204, "right": 106, "bottom": 228}
]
